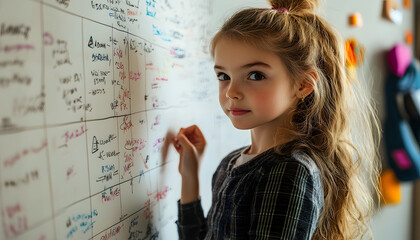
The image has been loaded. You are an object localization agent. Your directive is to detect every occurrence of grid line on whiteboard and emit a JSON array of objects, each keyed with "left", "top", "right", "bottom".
[
  {"left": 40, "top": 1, "right": 58, "bottom": 239},
  {"left": 81, "top": 17, "right": 94, "bottom": 239}
]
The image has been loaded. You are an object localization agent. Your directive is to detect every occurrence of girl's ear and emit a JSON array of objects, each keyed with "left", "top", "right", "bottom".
[{"left": 296, "top": 71, "right": 318, "bottom": 99}]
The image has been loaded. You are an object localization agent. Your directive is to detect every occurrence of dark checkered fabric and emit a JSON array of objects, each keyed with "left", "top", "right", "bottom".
[{"left": 176, "top": 146, "right": 324, "bottom": 240}]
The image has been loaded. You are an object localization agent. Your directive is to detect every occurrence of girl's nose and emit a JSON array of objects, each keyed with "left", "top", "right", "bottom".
[{"left": 226, "top": 80, "right": 243, "bottom": 100}]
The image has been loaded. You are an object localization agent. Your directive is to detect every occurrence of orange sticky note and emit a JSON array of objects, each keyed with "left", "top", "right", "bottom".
[
  {"left": 379, "top": 169, "right": 401, "bottom": 205},
  {"left": 405, "top": 30, "right": 413, "bottom": 45},
  {"left": 345, "top": 38, "right": 365, "bottom": 67},
  {"left": 404, "top": 0, "right": 411, "bottom": 9},
  {"left": 349, "top": 12, "right": 363, "bottom": 27}
]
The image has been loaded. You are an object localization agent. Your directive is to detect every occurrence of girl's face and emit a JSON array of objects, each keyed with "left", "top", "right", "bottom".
[{"left": 214, "top": 38, "right": 298, "bottom": 131}]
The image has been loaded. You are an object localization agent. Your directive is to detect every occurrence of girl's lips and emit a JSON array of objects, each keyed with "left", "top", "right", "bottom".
[{"left": 229, "top": 109, "right": 251, "bottom": 116}]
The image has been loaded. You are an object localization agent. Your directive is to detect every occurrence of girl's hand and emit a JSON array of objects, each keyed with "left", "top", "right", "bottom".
[{"left": 171, "top": 125, "right": 206, "bottom": 179}]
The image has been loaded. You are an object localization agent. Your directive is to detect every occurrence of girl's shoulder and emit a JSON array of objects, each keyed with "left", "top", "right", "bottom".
[
  {"left": 260, "top": 149, "right": 324, "bottom": 218},
  {"left": 255, "top": 149, "right": 323, "bottom": 195},
  {"left": 218, "top": 146, "right": 322, "bottom": 178},
  {"left": 289, "top": 150, "right": 322, "bottom": 176}
]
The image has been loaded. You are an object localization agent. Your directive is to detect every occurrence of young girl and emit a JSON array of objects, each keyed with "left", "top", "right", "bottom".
[{"left": 171, "top": 0, "right": 381, "bottom": 239}]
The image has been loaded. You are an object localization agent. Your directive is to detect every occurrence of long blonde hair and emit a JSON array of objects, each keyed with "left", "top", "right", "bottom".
[{"left": 210, "top": 0, "right": 382, "bottom": 239}]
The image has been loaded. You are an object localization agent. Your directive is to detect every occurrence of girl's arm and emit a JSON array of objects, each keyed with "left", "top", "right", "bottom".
[{"left": 172, "top": 125, "right": 208, "bottom": 239}]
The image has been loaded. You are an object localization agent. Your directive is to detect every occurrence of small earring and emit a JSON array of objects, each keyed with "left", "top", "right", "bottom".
[{"left": 301, "top": 94, "right": 306, "bottom": 102}]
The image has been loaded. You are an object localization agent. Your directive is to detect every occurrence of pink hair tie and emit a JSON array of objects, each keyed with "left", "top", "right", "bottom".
[{"left": 272, "top": 8, "right": 288, "bottom": 14}]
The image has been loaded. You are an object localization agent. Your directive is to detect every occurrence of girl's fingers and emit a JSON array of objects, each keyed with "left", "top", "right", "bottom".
[
  {"left": 193, "top": 125, "right": 204, "bottom": 137},
  {"left": 194, "top": 126, "right": 206, "bottom": 145},
  {"left": 175, "top": 126, "right": 206, "bottom": 155},
  {"left": 182, "top": 125, "right": 206, "bottom": 144},
  {"left": 171, "top": 137, "right": 181, "bottom": 154},
  {"left": 183, "top": 125, "right": 198, "bottom": 137},
  {"left": 177, "top": 133, "right": 194, "bottom": 150},
  {"left": 171, "top": 137, "right": 177, "bottom": 147}
]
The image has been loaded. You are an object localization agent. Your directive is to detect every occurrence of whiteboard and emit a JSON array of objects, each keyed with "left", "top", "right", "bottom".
[{"left": 0, "top": 0, "right": 251, "bottom": 239}]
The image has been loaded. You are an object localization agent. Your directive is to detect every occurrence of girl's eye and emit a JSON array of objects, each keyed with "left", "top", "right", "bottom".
[
  {"left": 249, "top": 72, "right": 265, "bottom": 81},
  {"left": 217, "top": 73, "right": 230, "bottom": 81}
]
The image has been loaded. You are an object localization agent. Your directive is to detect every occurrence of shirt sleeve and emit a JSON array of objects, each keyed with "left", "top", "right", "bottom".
[
  {"left": 176, "top": 198, "right": 208, "bottom": 240},
  {"left": 249, "top": 161, "right": 318, "bottom": 240}
]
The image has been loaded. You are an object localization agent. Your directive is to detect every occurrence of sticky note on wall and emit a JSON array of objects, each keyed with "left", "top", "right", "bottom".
[
  {"left": 383, "top": 0, "right": 403, "bottom": 24},
  {"left": 406, "top": 30, "right": 413, "bottom": 45},
  {"left": 404, "top": 0, "right": 411, "bottom": 9},
  {"left": 348, "top": 12, "right": 363, "bottom": 27},
  {"left": 379, "top": 169, "right": 401, "bottom": 205},
  {"left": 345, "top": 38, "right": 365, "bottom": 68}
]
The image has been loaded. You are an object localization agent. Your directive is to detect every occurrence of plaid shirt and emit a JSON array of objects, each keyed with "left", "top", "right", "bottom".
[{"left": 176, "top": 146, "right": 324, "bottom": 240}]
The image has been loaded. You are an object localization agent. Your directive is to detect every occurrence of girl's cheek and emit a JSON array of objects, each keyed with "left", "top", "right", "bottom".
[
  {"left": 254, "top": 90, "right": 272, "bottom": 110},
  {"left": 253, "top": 88, "right": 290, "bottom": 113}
]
